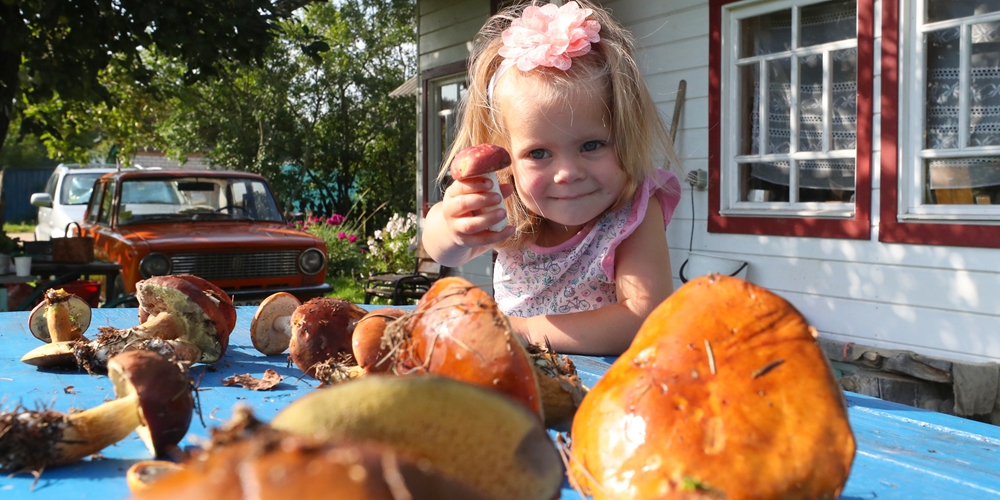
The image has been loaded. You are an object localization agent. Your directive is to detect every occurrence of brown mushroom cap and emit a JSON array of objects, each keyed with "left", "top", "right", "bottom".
[
  {"left": 135, "top": 276, "right": 233, "bottom": 362},
  {"left": 126, "top": 460, "right": 184, "bottom": 494},
  {"left": 352, "top": 308, "right": 406, "bottom": 373},
  {"left": 107, "top": 350, "right": 194, "bottom": 457},
  {"left": 139, "top": 275, "right": 237, "bottom": 351},
  {"left": 28, "top": 293, "right": 92, "bottom": 343},
  {"left": 288, "top": 297, "right": 368, "bottom": 377},
  {"left": 250, "top": 292, "right": 301, "bottom": 355},
  {"left": 449, "top": 144, "right": 511, "bottom": 180}
]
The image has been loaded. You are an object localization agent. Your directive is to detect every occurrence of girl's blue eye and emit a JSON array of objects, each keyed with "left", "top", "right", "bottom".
[
  {"left": 582, "top": 140, "right": 604, "bottom": 152},
  {"left": 529, "top": 149, "right": 550, "bottom": 160}
]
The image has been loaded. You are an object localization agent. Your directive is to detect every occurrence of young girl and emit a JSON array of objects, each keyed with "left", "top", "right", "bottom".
[{"left": 422, "top": 1, "right": 682, "bottom": 355}]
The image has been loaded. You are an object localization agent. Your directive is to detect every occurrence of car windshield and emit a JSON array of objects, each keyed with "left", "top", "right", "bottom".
[
  {"left": 116, "top": 176, "right": 284, "bottom": 225},
  {"left": 62, "top": 173, "right": 107, "bottom": 205}
]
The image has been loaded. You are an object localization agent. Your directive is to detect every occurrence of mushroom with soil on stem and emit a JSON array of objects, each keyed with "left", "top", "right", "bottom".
[
  {"left": 449, "top": 144, "right": 512, "bottom": 232},
  {"left": 0, "top": 350, "right": 194, "bottom": 474},
  {"left": 21, "top": 274, "right": 236, "bottom": 371},
  {"left": 28, "top": 288, "right": 92, "bottom": 343},
  {"left": 286, "top": 297, "right": 369, "bottom": 382},
  {"left": 249, "top": 292, "right": 301, "bottom": 355}
]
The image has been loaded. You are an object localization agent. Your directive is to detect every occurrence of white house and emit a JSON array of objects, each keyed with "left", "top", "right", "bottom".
[{"left": 411, "top": 0, "right": 1000, "bottom": 422}]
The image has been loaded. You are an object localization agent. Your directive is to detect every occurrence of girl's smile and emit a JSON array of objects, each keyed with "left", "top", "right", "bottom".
[{"left": 497, "top": 83, "right": 625, "bottom": 245}]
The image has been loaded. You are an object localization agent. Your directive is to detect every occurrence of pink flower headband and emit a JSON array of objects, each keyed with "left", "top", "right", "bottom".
[{"left": 488, "top": 2, "right": 602, "bottom": 99}]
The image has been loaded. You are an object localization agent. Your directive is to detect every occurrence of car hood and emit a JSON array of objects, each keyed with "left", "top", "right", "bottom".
[{"left": 115, "top": 222, "right": 324, "bottom": 251}]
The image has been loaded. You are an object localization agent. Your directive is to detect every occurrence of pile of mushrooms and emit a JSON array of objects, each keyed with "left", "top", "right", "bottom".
[
  {"left": 21, "top": 275, "right": 236, "bottom": 372},
  {"left": 0, "top": 350, "right": 193, "bottom": 473}
]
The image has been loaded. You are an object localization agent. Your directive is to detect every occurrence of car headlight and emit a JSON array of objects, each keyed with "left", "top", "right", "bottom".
[
  {"left": 140, "top": 253, "right": 172, "bottom": 278},
  {"left": 299, "top": 248, "right": 326, "bottom": 276}
]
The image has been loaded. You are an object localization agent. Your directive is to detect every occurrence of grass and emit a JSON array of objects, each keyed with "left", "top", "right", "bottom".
[
  {"left": 3, "top": 222, "right": 35, "bottom": 234},
  {"left": 325, "top": 275, "right": 367, "bottom": 303}
]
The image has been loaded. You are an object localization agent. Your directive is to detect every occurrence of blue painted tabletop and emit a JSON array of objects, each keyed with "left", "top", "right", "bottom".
[{"left": 0, "top": 308, "right": 998, "bottom": 499}]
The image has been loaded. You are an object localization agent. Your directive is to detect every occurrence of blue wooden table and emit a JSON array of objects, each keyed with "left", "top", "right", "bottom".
[{"left": 0, "top": 308, "right": 998, "bottom": 499}]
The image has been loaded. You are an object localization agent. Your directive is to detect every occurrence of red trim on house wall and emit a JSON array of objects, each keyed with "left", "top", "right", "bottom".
[
  {"left": 707, "top": 0, "right": 873, "bottom": 240},
  {"left": 878, "top": 0, "right": 1000, "bottom": 248},
  {"left": 420, "top": 60, "right": 468, "bottom": 217}
]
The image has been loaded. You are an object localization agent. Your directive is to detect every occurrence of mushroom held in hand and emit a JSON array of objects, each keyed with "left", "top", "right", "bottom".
[
  {"left": 270, "top": 375, "right": 563, "bottom": 500},
  {"left": 569, "top": 275, "right": 856, "bottom": 500},
  {"left": 28, "top": 288, "right": 92, "bottom": 343},
  {"left": 250, "top": 292, "right": 301, "bottom": 355},
  {"left": 287, "top": 297, "right": 368, "bottom": 378},
  {"left": 0, "top": 350, "right": 192, "bottom": 473},
  {"left": 449, "top": 144, "right": 511, "bottom": 232}
]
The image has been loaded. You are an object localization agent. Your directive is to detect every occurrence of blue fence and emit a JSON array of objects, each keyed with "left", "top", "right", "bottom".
[{"left": 2, "top": 168, "right": 54, "bottom": 223}]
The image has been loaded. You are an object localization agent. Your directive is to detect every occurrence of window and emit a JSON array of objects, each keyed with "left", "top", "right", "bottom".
[
  {"left": 880, "top": 0, "right": 1000, "bottom": 247},
  {"left": 709, "top": 0, "right": 874, "bottom": 238},
  {"left": 421, "top": 66, "right": 467, "bottom": 215}
]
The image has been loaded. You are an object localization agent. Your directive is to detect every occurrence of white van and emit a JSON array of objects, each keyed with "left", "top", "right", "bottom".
[{"left": 30, "top": 164, "right": 119, "bottom": 240}]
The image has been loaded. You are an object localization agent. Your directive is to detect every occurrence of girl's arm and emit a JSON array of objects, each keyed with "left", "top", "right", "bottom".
[
  {"left": 422, "top": 176, "right": 515, "bottom": 267},
  {"left": 506, "top": 197, "right": 673, "bottom": 355}
]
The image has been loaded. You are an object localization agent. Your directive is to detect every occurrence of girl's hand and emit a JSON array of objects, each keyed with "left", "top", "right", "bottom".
[{"left": 439, "top": 176, "right": 515, "bottom": 248}]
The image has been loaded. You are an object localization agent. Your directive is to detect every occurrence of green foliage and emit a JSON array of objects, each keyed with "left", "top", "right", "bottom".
[
  {"left": 324, "top": 275, "right": 366, "bottom": 304},
  {"left": 299, "top": 213, "right": 368, "bottom": 278},
  {"left": 3, "top": 222, "right": 35, "bottom": 234},
  {"left": 0, "top": 231, "right": 22, "bottom": 255},
  {"left": 365, "top": 212, "right": 417, "bottom": 275}
]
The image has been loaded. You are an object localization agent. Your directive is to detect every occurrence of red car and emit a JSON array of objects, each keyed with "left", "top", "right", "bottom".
[{"left": 82, "top": 169, "right": 332, "bottom": 304}]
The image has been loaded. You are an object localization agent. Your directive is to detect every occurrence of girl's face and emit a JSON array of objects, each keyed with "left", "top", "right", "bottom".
[{"left": 499, "top": 84, "right": 625, "bottom": 239}]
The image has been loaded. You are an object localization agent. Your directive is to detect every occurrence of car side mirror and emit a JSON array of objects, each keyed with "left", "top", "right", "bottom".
[{"left": 30, "top": 193, "right": 53, "bottom": 208}]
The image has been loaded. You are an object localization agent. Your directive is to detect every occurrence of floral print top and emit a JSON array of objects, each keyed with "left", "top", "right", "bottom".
[{"left": 493, "top": 169, "right": 681, "bottom": 317}]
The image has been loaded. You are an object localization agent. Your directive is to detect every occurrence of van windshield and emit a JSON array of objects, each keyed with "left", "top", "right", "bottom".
[{"left": 62, "top": 173, "right": 107, "bottom": 205}]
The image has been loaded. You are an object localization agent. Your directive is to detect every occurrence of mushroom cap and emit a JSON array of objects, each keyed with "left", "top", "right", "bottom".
[
  {"left": 133, "top": 434, "right": 496, "bottom": 500},
  {"left": 569, "top": 275, "right": 856, "bottom": 500},
  {"left": 394, "top": 277, "right": 542, "bottom": 418},
  {"left": 126, "top": 460, "right": 184, "bottom": 494},
  {"left": 107, "top": 350, "right": 194, "bottom": 457},
  {"left": 28, "top": 294, "right": 92, "bottom": 343},
  {"left": 352, "top": 308, "right": 406, "bottom": 373},
  {"left": 288, "top": 297, "right": 368, "bottom": 377},
  {"left": 270, "top": 375, "right": 562, "bottom": 500},
  {"left": 135, "top": 276, "right": 233, "bottom": 362},
  {"left": 250, "top": 292, "right": 301, "bottom": 355},
  {"left": 449, "top": 144, "right": 511, "bottom": 180}
]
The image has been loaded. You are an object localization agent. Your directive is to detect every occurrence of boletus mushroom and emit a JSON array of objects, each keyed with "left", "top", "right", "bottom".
[
  {"left": 0, "top": 350, "right": 193, "bottom": 473},
  {"left": 351, "top": 308, "right": 406, "bottom": 373},
  {"left": 270, "top": 375, "right": 563, "bottom": 500},
  {"left": 28, "top": 288, "right": 92, "bottom": 343},
  {"left": 287, "top": 297, "right": 368, "bottom": 379},
  {"left": 569, "top": 275, "right": 856, "bottom": 500},
  {"left": 449, "top": 144, "right": 511, "bottom": 232},
  {"left": 385, "top": 277, "right": 543, "bottom": 418},
  {"left": 126, "top": 460, "right": 184, "bottom": 494},
  {"left": 249, "top": 292, "right": 301, "bottom": 355}
]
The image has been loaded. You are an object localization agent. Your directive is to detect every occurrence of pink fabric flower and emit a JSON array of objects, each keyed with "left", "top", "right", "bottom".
[{"left": 499, "top": 2, "right": 601, "bottom": 72}]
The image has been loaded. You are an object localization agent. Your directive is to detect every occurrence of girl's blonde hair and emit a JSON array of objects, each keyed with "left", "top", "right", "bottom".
[{"left": 439, "top": 0, "right": 681, "bottom": 249}]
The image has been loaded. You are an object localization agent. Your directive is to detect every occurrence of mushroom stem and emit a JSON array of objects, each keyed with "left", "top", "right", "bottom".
[
  {"left": 44, "top": 289, "right": 83, "bottom": 342},
  {"left": 21, "top": 336, "right": 201, "bottom": 373},
  {"left": 133, "top": 311, "right": 186, "bottom": 341},
  {"left": 60, "top": 393, "right": 142, "bottom": 462},
  {"left": 483, "top": 171, "right": 507, "bottom": 232},
  {"left": 0, "top": 394, "right": 141, "bottom": 472}
]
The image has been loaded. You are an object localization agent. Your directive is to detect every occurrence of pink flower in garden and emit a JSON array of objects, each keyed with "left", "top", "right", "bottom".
[
  {"left": 348, "top": 235, "right": 358, "bottom": 243},
  {"left": 360, "top": 248, "right": 368, "bottom": 254},
  {"left": 327, "top": 214, "right": 345, "bottom": 225},
  {"left": 338, "top": 232, "right": 347, "bottom": 240}
]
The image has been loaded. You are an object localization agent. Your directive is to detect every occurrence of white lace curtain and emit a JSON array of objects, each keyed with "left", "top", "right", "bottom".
[{"left": 747, "top": 1, "right": 857, "bottom": 191}]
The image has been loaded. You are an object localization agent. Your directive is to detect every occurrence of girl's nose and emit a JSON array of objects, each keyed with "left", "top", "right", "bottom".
[{"left": 552, "top": 158, "right": 586, "bottom": 184}]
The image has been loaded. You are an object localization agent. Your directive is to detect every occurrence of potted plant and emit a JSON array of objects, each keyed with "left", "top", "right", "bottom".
[{"left": 0, "top": 231, "right": 21, "bottom": 274}]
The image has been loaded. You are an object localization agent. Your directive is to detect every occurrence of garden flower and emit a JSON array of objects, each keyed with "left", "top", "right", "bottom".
[
  {"left": 338, "top": 232, "right": 347, "bottom": 240},
  {"left": 349, "top": 235, "right": 358, "bottom": 243}
]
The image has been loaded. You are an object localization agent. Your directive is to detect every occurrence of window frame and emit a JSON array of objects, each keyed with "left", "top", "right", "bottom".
[
  {"left": 709, "top": 0, "right": 874, "bottom": 239},
  {"left": 419, "top": 61, "right": 467, "bottom": 217},
  {"left": 880, "top": 0, "right": 1000, "bottom": 247}
]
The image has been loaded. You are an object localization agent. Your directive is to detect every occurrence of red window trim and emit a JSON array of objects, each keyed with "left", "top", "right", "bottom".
[
  {"left": 878, "top": 0, "right": 1000, "bottom": 248},
  {"left": 420, "top": 60, "right": 468, "bottom": 217},
  {"left": 707, "top": 0, "right": 874, "bottom": 239}
]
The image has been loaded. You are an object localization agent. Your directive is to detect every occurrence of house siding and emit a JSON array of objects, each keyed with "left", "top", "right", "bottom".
[{"left": 416, "top": 0, "right": 1000, "bottom": 365}]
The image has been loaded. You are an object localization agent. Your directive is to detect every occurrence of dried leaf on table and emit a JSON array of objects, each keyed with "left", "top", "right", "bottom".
[{"left": 222, "top": 369, "right": 283, "bottom": 391}]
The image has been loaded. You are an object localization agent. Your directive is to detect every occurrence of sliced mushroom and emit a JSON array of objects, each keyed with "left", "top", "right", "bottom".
[
  {"left": 28, "top": 288, "right": 92, "bottom": 343},
  {"left": 250, "top": 292, "right": 301, "bottom": 355},
  {"left": 0, "top": 351, "right": 192, "bottom": 472},
  {"left": 449, "top": 144, "right": 512, "bottom": 232}
]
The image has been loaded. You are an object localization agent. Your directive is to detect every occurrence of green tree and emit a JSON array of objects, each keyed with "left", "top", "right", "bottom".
[{"left": 0, "top": 0, "right": 319, "bottom": 162}]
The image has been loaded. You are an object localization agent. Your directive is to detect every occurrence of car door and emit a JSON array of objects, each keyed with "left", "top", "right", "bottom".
[{"left": 34, "top": 170, "right": 60, "bottom": 240}]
